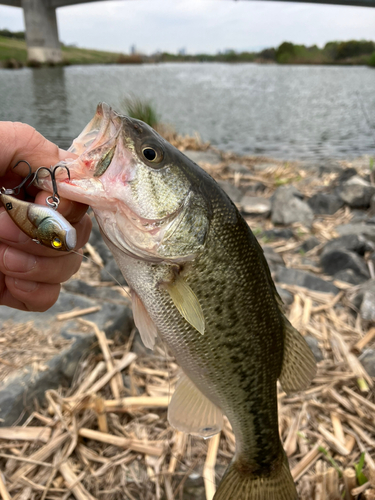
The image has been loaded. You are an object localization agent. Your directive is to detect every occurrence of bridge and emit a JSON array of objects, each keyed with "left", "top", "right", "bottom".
[{"left": 1, "top": 0, "right": 375, "bottom": 63}]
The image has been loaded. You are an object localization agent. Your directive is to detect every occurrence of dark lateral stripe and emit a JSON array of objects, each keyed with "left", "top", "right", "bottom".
[{"left": 93, "top": 145, "right": 116, "bottom": 177}]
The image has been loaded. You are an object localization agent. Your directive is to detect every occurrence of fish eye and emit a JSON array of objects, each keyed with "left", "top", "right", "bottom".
[
  {"left": 142, "top": 146, "right": 163, "bottom": 164},
  {"left": 52, "top": 237, "right": 63, "bottom": 249}
]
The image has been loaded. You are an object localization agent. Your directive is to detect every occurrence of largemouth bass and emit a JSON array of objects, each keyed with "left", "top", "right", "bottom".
[{"left": 42, "top": 103, "right": 316, "bottom": 500}]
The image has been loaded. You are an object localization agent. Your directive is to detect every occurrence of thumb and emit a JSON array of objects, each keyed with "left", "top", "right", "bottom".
[{"left": 0, "top": 122, "right": 77, "bottom": 177}]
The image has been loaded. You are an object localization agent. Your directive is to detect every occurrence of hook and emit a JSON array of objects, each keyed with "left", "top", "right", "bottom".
[
  {"left": 0, "top": 160, "right": 34, "bottom": 196},
  {"left": 34, "top": 164, "right": 71, "bottom": 210}
]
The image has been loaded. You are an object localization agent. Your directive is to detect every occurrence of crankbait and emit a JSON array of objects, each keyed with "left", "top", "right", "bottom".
[{"left": 0, "top": 161, "right": 77, "bottom": 251}]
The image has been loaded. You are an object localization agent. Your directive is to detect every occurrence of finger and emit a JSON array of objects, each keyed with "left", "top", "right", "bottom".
[
  {"left": 0, "top": 122, "right": 77, "bottom": 177},
  {"left": 0, "top": 208, "right": 92, "bottom": 257},
  {"left": 0, "top": 244, "right": 83, "bottom": 285},
  {"left": 3, "top": 276, "right": 61, "bottom": 312},
  {"left": 33, "top": 190, "right": 89, "bottom": 224}
]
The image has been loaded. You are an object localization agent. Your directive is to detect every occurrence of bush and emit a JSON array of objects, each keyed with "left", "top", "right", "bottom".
[
  {"left": 335, "top": 40, "right": 375, "bottom": 60},
  {"left": 258, "top": 48, "right": 276, "bottom": 61},
  {"left": 0, "top": 29, "right": 25, "bottom": 40},
  {"left": 122, "top": 96, "right": 160, "bottom": 128},
  {"left": 369, "top": 52, "right": 375, "bottom": 67},
  {"left": 276, "top": 42, "right": 296, "bottom": 63}
]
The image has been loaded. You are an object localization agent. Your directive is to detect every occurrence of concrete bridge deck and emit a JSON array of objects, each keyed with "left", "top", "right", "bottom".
[{"left": 1, "top": 0, "right": 375, "bottom": 63}]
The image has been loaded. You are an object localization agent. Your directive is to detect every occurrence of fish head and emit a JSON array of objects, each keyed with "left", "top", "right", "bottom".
[{"left": 40, "top": 103, "right": 211, "bottom": 262}]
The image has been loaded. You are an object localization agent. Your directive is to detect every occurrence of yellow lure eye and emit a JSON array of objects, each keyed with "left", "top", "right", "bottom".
[{"left": 52, "top": 238, "right": 63, "bottom": 249}]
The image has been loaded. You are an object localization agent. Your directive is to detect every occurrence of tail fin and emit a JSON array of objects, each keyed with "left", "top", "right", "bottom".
[{"left": 213, "top": 453, "right": 297, "bottom": 500}]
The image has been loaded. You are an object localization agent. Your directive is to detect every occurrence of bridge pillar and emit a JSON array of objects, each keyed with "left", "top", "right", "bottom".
[{"left": 22, "top": 0, "right": 62, "bottom": 63}]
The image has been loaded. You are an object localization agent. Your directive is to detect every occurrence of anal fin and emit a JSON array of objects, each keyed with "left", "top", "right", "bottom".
[
  {"left": 279, "top": 317, "right": 317, "bottom": 393},
  {"left": 131, "top": 291, "right": 157, "bottom": 350},
  {"left": 168, "top": 372, "right": 223, "bottom": 438}
]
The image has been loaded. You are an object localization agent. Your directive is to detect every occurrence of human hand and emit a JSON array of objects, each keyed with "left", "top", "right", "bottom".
[{"left": 0, "top": 122, "right": 92, "bottom": 311}]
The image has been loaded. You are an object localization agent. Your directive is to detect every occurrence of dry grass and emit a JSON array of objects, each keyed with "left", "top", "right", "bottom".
[
  {"left": 0, "top": 322, "right": 71, "bottom": 383},
  {"left": 0, "top": 150, "right": 374, "bottom": 499}
]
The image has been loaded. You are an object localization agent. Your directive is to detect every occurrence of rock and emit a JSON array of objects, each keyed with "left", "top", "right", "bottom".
[
  {"left": 183, "top": 149, "right": 221, "bottom": 165},
  {"left": 100, "top": 259, "right": 127, "bottom": 286},
  {"left": 240, "top": 196, "right": 271, "bottom": 217},
  {"left": 217, "top": 180, "right": 243, "bottom": 204},
  {"left": 322, "top": 235, "right": 374, "bottom": 256},
  {"left": 338, "top": 177, "right": 375, "bottom": 209},
  {"left": 274, "top": 267, "right": 339, "bottom": 294},
  {"left": 262, "top": 228, "right": 295, "bottom": 240},
  {"left": 350, "top": 210, "right": 370, "bottom": 224},
  {"left": 334, "top": 269, "right": 367, "bottom": 285},
  {"left": 320, "top": 249, "right": 370, "bottom": 280},
  {"left": 63, "top": 280, "right": 128, "bottom": 302},
  {"left": 299, "top": 236, "right": 320, "bottom": 253},
  {"left": 335, "top": 224, "right": 375, "bottom": 241},
  {"left": 305, "top": 336, "right": 324, "bottom": 362},
  {"left": 318, "top": 160, "right": 344, "bottom": 175},
  {"left": 359, "top": 350, "right": 375, "bottom": 377},
  {"left": 0, "top": 291, "right": 133, "bottom": 426},
  {"left": 276, "top": 285, "right": 294, "bottom": 306},
  {"left": 337, "top": 167, "right": 357, "bottom": 183},
  {"left": 227, "top": 162, "right": 250, "bottom": 174},
  {"left": 271, "top": 186, "right": 314, "bottom": 227},
  {"left": 345, "top": 175, "right": 372, "bottom": 187},
  {"left": 244, "top": 182, "right": 267, "bottom": 194},
  {"left": 307, "top": 193, "right": 344, "bottom": 215},
  {"left": 349, "top": 280, "right": 375, "bottom": 322},
  {"left": 263, "top": 246, "right": 285, "bottom": 272}
]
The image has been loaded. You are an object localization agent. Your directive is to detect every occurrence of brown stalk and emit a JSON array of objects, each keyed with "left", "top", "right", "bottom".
[
  {"left": 343, "top": 468, "right": 356, "bottom": 500},
  {"left": 56, "top": 306, "right": 101, "bottom": 321},
  {"left": 79, "top": 319, "right": 124, "bottom": 399},
  {"left": 291, "top": 442, "right": 323, "bottom": 481},
  {"left": 0, "top": 472, "right": 12, "bottom": 500},
  {"left": 203, "top": 433, "right": 221, "bottom": 500},
  {"left": 353, "top": 327, "right": 375, "bottom": 352},
  {"left": 9, "top": 431, "right": 69, "bottom": 485},
  {"left": 0, "top": 427, "right": 51, "bottom": 443},
  {"left": 59, "top": 461, "right": 96, "bottom": 500},
  {"left": 78, "top": 428, "right": 164, "bottom": 456}
]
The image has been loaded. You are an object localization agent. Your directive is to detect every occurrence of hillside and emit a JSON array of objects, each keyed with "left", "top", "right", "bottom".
[{"left": 0, "top": 36, "right": 141, "bottom": 67}]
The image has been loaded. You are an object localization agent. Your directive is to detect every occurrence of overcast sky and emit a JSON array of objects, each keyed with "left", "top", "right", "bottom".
[{"left": 1, "top": 0, "right": 375, "bottom": 54}]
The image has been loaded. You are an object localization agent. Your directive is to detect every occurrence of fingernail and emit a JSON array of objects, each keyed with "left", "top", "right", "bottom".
[
  {"left": 0, "top": 211, "right": 30, "bottom": 243},
  {"left": 4, "top": 247, "right": 37, "bottom": 272},
  {"left": 13, "top": 278, "right": 38, "bottom": 292}
]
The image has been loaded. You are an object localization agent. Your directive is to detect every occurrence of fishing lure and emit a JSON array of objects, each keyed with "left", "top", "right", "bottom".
[{"left": 0, "top": 161, "right": 77, "bottom": 252}]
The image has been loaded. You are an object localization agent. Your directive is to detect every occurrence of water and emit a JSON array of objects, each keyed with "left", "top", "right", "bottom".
[{"left": 0, "top": 63, "right": 374, "bottom": 161}]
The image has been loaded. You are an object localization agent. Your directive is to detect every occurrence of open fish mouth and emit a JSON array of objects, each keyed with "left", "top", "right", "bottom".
[{"left": 68, "top": 102, "right": 122, "bottom": 159}]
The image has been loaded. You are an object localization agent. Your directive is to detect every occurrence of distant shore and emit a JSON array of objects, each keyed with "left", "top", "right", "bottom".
[{"left": 1, "top": 35, "right": 374, "bottom": 69}]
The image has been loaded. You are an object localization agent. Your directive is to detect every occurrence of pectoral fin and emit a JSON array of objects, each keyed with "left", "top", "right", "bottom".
[
  {"left": 165, "top": 275, "right": 205, "bottom": 335},
  {"left": 168, "top": 372, "right": 223, "bottom": 438},
  {"left": 131, "top": 291, "right": 157, "bottom": 350},
  {"left": 279, "top": 317, "right": 317, "bottom": 393}
]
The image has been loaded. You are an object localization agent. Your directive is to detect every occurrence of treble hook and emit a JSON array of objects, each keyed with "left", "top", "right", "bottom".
[
  {"left": 0, "top": 160, "right": 34, "bottom": 196},
  {"left": 34, "top": 164, "right": 71, "bottom": 210}
]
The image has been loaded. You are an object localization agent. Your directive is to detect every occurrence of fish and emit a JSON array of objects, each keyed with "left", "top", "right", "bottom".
[
  {"left": 40, "top": 102, "right": 316, "bottom": 499},
  {"left": 0, "top": 192, "right": 77, "bottom": 251}
]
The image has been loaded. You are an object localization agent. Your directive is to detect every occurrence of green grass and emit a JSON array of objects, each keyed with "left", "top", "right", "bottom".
[
  {"left": 122, "top": 96, "right": 160, "bottom": 128},
  {"left": 0, "top": 36, "right": 27, "bottom": 62},
  {"left": 0, "top": 36, "right": 142, "bottom": 66}
]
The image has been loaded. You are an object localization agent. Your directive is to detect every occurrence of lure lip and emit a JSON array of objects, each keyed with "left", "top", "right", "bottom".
[{"left": 65, "top": 227, "right": 77, "bottom": 251}]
